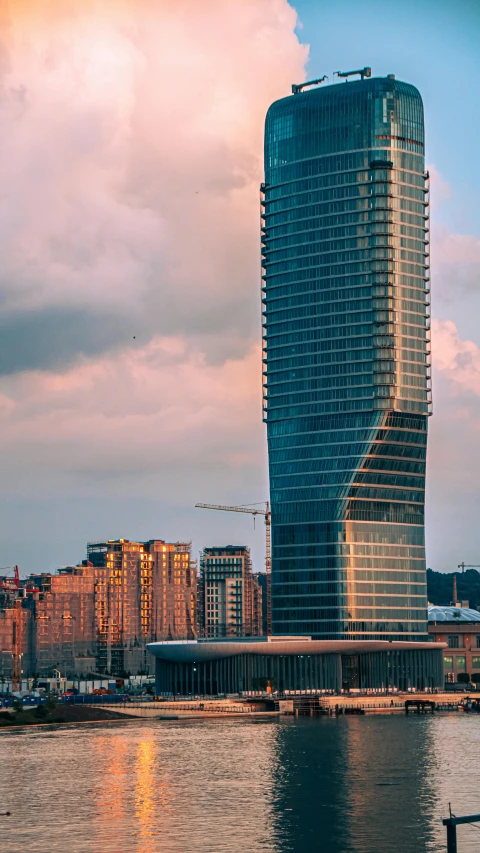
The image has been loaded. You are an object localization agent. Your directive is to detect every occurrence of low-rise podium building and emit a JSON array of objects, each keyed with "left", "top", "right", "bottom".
[{"left": 148, "top": 636, "right": 443, "bottom": 695}]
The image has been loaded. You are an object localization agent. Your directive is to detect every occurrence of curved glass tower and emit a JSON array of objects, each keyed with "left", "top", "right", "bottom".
[{"left": 262, "top": 75, "right": 431, "bottom": 640}]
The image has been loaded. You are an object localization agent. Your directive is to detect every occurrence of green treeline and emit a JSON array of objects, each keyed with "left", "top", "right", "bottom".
[{"left": 427, "top": 568, "right": 480, "bottom": 611}]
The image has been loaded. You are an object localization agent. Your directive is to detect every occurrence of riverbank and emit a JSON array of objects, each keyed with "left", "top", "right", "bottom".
[{"left": 0, "top": 704, "right": 136, "bottom": 728}]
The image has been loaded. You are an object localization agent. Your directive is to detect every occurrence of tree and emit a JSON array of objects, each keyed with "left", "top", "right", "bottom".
[
  {"left": 471, "top": 673, "right": 480, "bottom": 684},
  {"left": 457, "top": 672, "right": 471, "bottom": 683}
]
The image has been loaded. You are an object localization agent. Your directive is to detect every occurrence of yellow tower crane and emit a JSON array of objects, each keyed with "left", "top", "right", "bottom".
[{"left": 195, "top": 502, "right": 271, "bottom": 636}]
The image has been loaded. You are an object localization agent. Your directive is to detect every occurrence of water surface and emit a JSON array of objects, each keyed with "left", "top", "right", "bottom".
[{"left": 1, "top": 715, "right": 480, "bottom": 852}]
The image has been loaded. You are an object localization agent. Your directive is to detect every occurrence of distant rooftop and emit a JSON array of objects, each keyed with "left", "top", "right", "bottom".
[{"left": 428, "top": 604, "right": 480, "bottom": 623}]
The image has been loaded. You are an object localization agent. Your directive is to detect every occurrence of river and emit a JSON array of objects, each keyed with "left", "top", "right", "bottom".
[{"left": 1, "top": 715, "right": 480, "bottom": 852}]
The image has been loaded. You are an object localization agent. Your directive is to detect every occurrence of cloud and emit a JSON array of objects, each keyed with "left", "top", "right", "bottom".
[
  {"left": 432, "top": 318, "right": 480, "bottom": 396},
  {"left": 0, "top": 0, "right": 308, "bottom": 374},
  {"left": 0, "top": 0, "right": 306, "bottom": 571},
  {"left": 0, "top": 336, "right": 264, "bottom": 492}
]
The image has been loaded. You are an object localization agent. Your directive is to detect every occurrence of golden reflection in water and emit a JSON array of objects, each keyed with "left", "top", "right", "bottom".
[
  {"left": 134, "top": 739, "right": 159, "bottom": 853},
  {"left": 93, "top": 734, "right": 128, "bottom": 842}
]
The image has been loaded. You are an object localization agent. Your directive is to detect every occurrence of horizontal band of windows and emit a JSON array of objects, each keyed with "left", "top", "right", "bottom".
[
  {"left": 270, "top": 452, "right": 427, "bottom": 471},
  {"left": 267, "top": 387, "right": 428, "bottom": 408},
  {"left": 270, "top": 454, "right": 426, "bottom": 471},
  {"left": 267, "top": 367, "right": 428, "bottom": 389},
  {"left": 271, "top": 463, "right": 426, "bottom": 483},
  {"left": 271, "top": 625, "right": 427, "bottom": 634},
  {"left": 265, "top": 300, "right": 427, "bottom": 324},
  {"left": 265, "top": 294, "right": 428, "bottom": 318},
  {"left": 265, "top": 357, "right": 429, "bottom": 377},
  {"left": 265, "top": 249, "right": 426, "bottom": 275},
  {"left": 265, "top": 310, "right": 427, "bottom": 332},
  {"left": 266, "top": 341, "right": 424, "bottom": 363},
  {"left": 265, "top": 266, "right": 427, "bottom": 292},
  {"left": 264, "top": 145, "right": 423, "bottom": 181},
  {"left": 274, "top": 582, "right": 426, "bottom": 593},
  {"left": 264, "top": 313, "right": 426, "bottom": 335},
  {"left": 266, "top": 291, "right": 427, "bottom": 317},
  {"left": 273, "top": 546, "right": 426, "bottom": 559},
  {"left": 265, "top": 222, "right": 427, "bottom": 252},
  {"left": 272, "top": 556, "right": 425, "bottom": 571},
  {"left": 264, "top": 167, "right": 427, "bottom": 195},
  {"left": 265, "top": 255, "right": 426, "bottom": 282},
  {"left": 269, "top": 440, "right": 427, "bottom": 459},
  {"left": 265, "top": 327, "right": 427, "bottom": 347},
  {"left": 264, "top": 184, "right": 426, "bottom": 218},
  {"left": 266, "top": 400, "right": 429, "bottom": 420},
  {"left": 272, "top": 597, "right": 427, "bottom": 609},
  {"left": 267, "top": 376, "right": 427, "bottom": 396},
  {"left": 272, "top": 609, "right": 428, "bottom": 620},
  {"left": 274, "top": 533, "right": 428, "bottom": 550},
  {"left": 271, "top": 630, "right": 428, "bottom": 641},
  {"left": 266, "top": 242, "right": 429, "bottom": 272},
  {"left": 272, "top": 501, "right": 424, "bottom": 524},
  {"left": 267, "top": 356, "right": 428, "bottom": 378},
  {"left": 272, "top": 470, "right": 424, "bottom": 489},
  {"left": 273, "top": 521, "right": 426, "bottom": 545},
  {"left": 266, "top": 403, "right": 429, "bottom": 421},
  {"left": 268, "top": 414, "right": 426, "bottom": 437},
  {"left": 264, "top": 186, "right": 427, "bottom": 218},
  {"left": 266, "top": 342, "right": 428, "bottom": 364},
  {"left": 265, "top": 211, "right": 427, "bottom": 243},
  {"left": 265, "top": 197, "right": 426, "bottom": 230},
  {"left": 274, "top": 569, "right": 426, "bottom": 583},
  {"left": 265, "top": 174, "right": 427, "bottom": 206},
  {"left": 272, "top": 487, "right": 424, "bottom": 504},
  {"left": 268, "top": 411, "right": 426, "bottom": 436},
  {"left": 265, "top": 274, "right": 428, "bottom": 302},
  {"left": 264, "top": 265, "right": 428, "bottom": 291},
  {"left": 267, "top": 348, "right": 428, "bottom": 371}
]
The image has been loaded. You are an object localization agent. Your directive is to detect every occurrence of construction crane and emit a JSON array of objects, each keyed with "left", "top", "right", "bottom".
[
  {"left": 0, "top": 566, "right": 23, "bottom": 692},
  {"left": 195, "top": 502, "right": 271, "bottom": 636},
  {"left": 457, "top": 563, "right": 480, "bottom": 574}
]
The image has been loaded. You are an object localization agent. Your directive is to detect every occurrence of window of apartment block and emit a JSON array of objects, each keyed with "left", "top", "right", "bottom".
[
  {"left": 448, "top": 636, "right": 459, "bottom": 648},
  {"left": 472, "top": 656, "right": 480, "bottom": 670},
  {"left": 456, "top": 655, "right": 466, "bottom": 671},
  {"left": 443, "top": 655, "right": 453, "bottom": 670},
  {"left": 477, "top": 636, "right": 480, "bottom": 648}
]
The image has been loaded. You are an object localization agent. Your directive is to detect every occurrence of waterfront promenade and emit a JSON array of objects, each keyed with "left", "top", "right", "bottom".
[{"left": 88, "top": 692, "right": 473, "bottom": 718}]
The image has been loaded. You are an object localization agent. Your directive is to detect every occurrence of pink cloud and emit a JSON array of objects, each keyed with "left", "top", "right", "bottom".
[
  {"left": 432, "top": 318, "right": 480, "bottom": 397},
  {"left": 0, "top": 0, "right": 306, "bottom": 492}
]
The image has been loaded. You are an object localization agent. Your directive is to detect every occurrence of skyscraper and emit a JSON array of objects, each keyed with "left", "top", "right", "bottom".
[
  {"left": 148, "top": 71, "right": 444, "bottom": 695},
  {"left": 261, "top": 73, "right": 430, "bottom": 640}
]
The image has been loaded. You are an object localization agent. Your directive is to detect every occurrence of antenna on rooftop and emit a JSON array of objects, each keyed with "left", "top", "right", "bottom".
[
  {"left": 292, "top": 75, "right": 328, "bottom": 95},
  {"left": 334, "top": 67, "right": 371, "bottom": 81}
]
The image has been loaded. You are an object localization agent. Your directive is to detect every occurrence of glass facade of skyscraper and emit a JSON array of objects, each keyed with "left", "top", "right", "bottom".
[{"left": 262, "top": 76, "right": 431, "bottom": 640}]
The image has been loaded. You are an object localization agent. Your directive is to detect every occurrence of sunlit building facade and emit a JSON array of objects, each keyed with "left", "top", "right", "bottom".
[
  {"left": 31, "top": 564, "right": 97, "bottom": 676},
  {"left": 88, "top": 539, "right": 196, "bottom": 675},
  {"left": 198, "top": 546, "right": 263, "bottom": 638},
  {"left": 261, "top": 75, "right": 431, "bottom": 640}
]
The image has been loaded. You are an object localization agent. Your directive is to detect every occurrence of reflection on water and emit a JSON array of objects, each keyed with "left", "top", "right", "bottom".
[
  {"left": 134, "top": 740, "right": 158, "bottom": 853},
  {"left": 0, "top": 716, "right": 479, "bottom": 853}
]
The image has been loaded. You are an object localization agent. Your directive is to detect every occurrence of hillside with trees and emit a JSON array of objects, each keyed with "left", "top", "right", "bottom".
[{"left": 427, "top": 568, "right": 480, "bottom": 611}]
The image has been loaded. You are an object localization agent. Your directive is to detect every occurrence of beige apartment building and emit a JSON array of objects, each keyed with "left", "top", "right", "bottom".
[
  {"left": 87, "top": 539, "right": 196, "bottom": 674},
  {"left": 199, "top": 546, "right": 263, "bottom": 638}
]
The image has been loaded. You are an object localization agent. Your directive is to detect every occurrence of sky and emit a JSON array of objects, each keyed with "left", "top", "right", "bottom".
[{"left": 0, "top": 0, "right": 479, "bottom": 576}]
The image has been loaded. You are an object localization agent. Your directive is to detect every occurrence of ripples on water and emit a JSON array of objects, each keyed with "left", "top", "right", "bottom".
[{"left": 1, "top": 715, "right": 480, "bottom": 853}]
